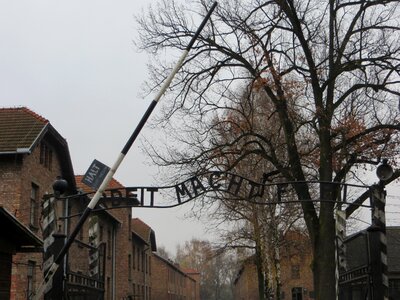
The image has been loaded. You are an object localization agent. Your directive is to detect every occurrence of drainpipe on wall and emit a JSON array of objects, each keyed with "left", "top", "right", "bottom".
[
  {"left": 144, "top": 245, "right": 150, "bottom": 300},
  {"left": 63, "top": 196, "right": 69, "bottom": 294},
  {"left": 112, "top": 225, "right": 117, "bottom": 300}
]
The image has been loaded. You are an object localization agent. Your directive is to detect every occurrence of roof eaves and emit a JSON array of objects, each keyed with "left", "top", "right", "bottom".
[
  {"left": 0, "top": 206, "right": 43, "bottom": 249},
  {"left": 29, "top": 122, "right": 49, "bottom": 152},
  {"left": 0, "top": 121, "right": 49, "bottom": 155}
]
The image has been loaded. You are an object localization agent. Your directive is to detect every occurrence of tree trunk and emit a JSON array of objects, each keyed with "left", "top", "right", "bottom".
[
  {"left": 255, "top": 243, "right": 266, "bottom": 300},
  {"left": 312, "top": 211, "right": 337, "bottom": 300}
]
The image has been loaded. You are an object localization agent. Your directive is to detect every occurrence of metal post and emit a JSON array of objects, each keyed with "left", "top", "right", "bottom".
[
  {"left": 335, "top": 209, "right": 347, "bottom": 299},
  {"left": 368, "top": 184, "right": 389, "bottom": 300},
  {"left": 33, "top": 3, "right": 217, "bottom": 299}
]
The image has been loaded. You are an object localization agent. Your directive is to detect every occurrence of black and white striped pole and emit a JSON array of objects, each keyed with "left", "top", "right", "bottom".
[
  {"left": 335, "top": 209, "right": 347, "bottom": 299},
  {"left": 33, "top": 3, "right": 217, "bottom": 299},
  {"left": 368, "top": 159, "right": 393, "bottom": 300}
]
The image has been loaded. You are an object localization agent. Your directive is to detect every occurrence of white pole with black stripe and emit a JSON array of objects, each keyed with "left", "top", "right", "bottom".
[
  {"left": 369, "top": 185, "right": 389, "bottom": 300},
  {"left": 33, "top": 3, "right": 218, "bottom": 298}
]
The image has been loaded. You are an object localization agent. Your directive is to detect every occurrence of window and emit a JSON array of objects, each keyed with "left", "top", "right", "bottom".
[
  {"left": 142, "top": 250, "right": 145, "bottom": 271},
  {"left": 138, "top": 249, "right": 141, "bottom": 271},
  {"left": 107, "top": 277, "right": 111, "bottom": 300},
  {"left": 107, "top": 229, "right": 112, "bottom": 258},
  {"left": 128, "top": 254, "right": 132, "bottom": 281},
  {"left": 30, "top": 183, "right": 39, "bottom": 228},
  {"left": 149, "top": 256, "right": 151, "bottom": 275},
  {"left": 99, "top": 225, "right": 104, "bottom": 242},
  {"left": 291, "top": 264, "right": 300, "bottom": 279},
  {"left": 292, "top": 287, "right": 303, "bottom": 300},
  {"left": 128, "top": 213, "right": 132, "bottom": 240},
  {"left": 146, "top": 254, "right": 149, "bottom": 274},
  {"left": 27, "top": 261, "right": 36, "bottom": 300},
  {"left": 133, "top": 245, "right": 136, "bottom": 269},
  {"left": 39, "top": 142, "right": 53, "bottom": 170}
]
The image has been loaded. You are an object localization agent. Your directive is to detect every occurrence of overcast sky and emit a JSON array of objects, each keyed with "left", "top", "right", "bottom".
[
  {"left": 0, "top": 0, "right": 210, "bottom": 254},
  {"left": 2, "top": 1, "right": 400, "bottom": 254}
]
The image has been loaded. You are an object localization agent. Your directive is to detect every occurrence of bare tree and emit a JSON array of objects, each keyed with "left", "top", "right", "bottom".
[
  {"left": 175, "top": 239, "right": 236, "bottom": 300},
  {"left": 136, "top": 0, "right": 400, "bottom": 299}
]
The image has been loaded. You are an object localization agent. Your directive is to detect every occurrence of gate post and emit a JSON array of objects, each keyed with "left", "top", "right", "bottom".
[{"left": 368, "top": 184, "right": 388, "bottom": 300}]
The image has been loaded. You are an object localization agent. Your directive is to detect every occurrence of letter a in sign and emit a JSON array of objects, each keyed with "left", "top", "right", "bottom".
[{"left": 82, "top": 159, "right": 111, "bottom": 190}]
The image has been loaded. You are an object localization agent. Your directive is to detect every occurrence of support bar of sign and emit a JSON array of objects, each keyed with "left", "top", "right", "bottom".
[{"left": 33, "top": 3, "right": 218, "bottom": 299}]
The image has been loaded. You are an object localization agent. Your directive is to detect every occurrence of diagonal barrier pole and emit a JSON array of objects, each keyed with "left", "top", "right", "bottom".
[{"left": 33, "top": 2, "right": 217, "bottom": 298}]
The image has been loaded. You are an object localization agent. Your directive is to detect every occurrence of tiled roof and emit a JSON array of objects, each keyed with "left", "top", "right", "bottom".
[
  {"left": 182, "top": 268, "right": 200, "bottom": 275},
  {"left": 132, "top": 217, "right": 151, "bottom": 241},
  {"left": 153, "top": 253, "right": 195, "bottom": 279},
  {"left": 132, "top": 217, "right": 157, "bottom": 251},
  {"left": 0, "top": 107, "right": 48, "bottom": 153}
]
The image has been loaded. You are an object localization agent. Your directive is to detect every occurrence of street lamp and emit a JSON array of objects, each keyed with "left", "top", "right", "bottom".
[
  {"left": 376, "top": 159, "right": 393, "bottom": 182},
  {"left": 52, "top": 176, "right": 68, "bottom": 197}
]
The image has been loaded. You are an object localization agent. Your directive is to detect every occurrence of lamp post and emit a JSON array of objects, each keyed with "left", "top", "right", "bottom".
[{"left": 368, "top": 159, "right": 393, "bottom": 300}]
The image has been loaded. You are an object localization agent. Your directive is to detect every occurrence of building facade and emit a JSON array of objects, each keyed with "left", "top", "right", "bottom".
[
  {"left": 0, "top": 107, "right": 75, "bottom": 299},
  {"left": 233, "top": 230, "right": 314, "bottom": 300},
  {"left": 152, "top": 253, "right": 199, "bottom": 300},
  {"left": 339, "top": 226, "right": 400, "bottom": 300},
  {"left": 0, "top": 206, "right": 43, "bottom": 299},
  {"left": 0, "top": 107, "right": 201, "bottom": 300},
  {"left": 233, "top": 257, "right": 260, "bottom": 300}
]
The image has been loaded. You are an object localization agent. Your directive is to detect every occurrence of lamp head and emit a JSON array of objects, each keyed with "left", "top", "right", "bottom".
[
  {"left": 376, "top": 159, "right": 393, "bottom": 181},
  {"left": 52, "top": 176, "right": 68, "bottom": 196}
]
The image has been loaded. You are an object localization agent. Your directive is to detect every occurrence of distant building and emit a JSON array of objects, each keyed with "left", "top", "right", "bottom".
[
  {"left": 130, "top": 218, "right": 157, "bottom": 300},
  {"left": 233, "top": 257, "right": 259, "bottom": 300},
  {"left": 151, "top": 252, "right": 200, "bottom": 300},
  {"left": 181, "top": 268, "right": 201, "bottom": 300},
  {"left": 75, "top": 175, "right": 139, "bottom": 300},
  {"left": 233, "top": 230, "right": 314, "bottom": 300}
]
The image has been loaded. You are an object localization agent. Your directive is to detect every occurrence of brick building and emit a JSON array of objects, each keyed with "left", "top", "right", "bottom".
[
  {"left": 339, "top": 226, "right": 400, "bottom": 299},
  {"left": 131, "top": 218, "right": 157, "bottom": 300},
  {"left": 61, "top": 179, "right": 122, "bottom": 300},
  {"left": 0, "top": 107, "right": 76, "bottom": 299},
  {"left": 181, "top": 268, "right": 201, "bottom": 300},
  {"left": 233, "top": 230, "right": 314, "bottom": 300},
  {"left": 0, "top": 107, "right": 201, "bottom": 300},
  {"left": 0, "top": 206, "right": 43, "bottom": 299},
  {"left": 233, "top": 257, "right": 259, "bottom": 300},
  {"left": 75, "top": 175, "right": 137, "bottom": 300},
  {"left": 151, "top": 253, "right": 200, "bottom": 300}
]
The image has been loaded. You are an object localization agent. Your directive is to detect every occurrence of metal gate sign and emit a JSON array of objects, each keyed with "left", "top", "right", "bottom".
[{"left": 82, "top": 159, "right": 110, "bottom": 190}]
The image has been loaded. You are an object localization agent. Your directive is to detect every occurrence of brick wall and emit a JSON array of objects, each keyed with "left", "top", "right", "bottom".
[
  {"left": 0, "top": 140, "right": 64, "bottom": 300},
  {"left": 233, "top": 262, "right": 259, "bottom": 300},
  {"left": 152, "top": 254, "right": 198, "bottom": 300},
  {"left": 233, "top": 231, "right": 314, "bottom": 300},
  {"left": 279, "top": 231, "right": 314, "bottom": 300},
  {"left": 131, "top": 235, "right": 152, "bottom": 300},
  {"left": 110, "top": 207, "right": 134, "bottom": 299}
]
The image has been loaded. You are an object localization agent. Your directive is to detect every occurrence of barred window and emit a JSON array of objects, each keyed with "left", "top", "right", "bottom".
[
  {"left": 27, "top": 261, "right": 36, "bottom": 300},
  {"left": 291, "top": 264, "right": 300, "bottom": 279},
  {"left": 30, "top": 183, "right": 39, "bottom": 228}
]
